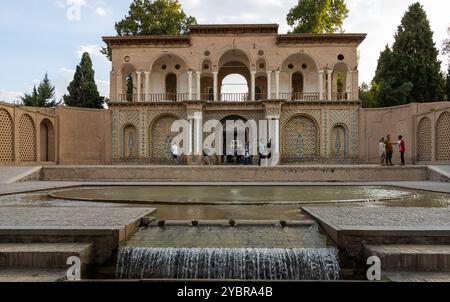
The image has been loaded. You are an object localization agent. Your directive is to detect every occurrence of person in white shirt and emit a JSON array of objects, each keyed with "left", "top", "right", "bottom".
[
  {"left": 171, "top": 143, "right": 179, "bottom": 161},
  {"left": 378, "top": 138, "right": 386, "bottom": 166}
]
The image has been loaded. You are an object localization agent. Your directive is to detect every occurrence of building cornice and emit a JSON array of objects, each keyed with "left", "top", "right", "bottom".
[
  {"left": 277, "top": 34, "right": 367, "bottom": 45},
  {"left": 102, "top": 35, "right": 191, "bottom": 47}
]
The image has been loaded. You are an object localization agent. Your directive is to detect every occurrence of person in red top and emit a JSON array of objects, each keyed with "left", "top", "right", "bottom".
[{"left": 398, "top": 135, "right": 406, "bottom": 166}]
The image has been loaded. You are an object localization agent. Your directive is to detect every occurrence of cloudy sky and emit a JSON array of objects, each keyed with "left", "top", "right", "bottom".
[{"left": 0, "top": 0, "right": 449, "bottom": 103}]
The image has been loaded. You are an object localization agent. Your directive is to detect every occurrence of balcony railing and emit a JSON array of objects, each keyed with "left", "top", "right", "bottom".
[{"left": 116, "top": 92, "right": 352, "bottom": 103}]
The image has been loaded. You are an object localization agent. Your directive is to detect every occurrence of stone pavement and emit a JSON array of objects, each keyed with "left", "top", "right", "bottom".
[
  {"left": 0, "top": 207, "right": 155, "bottom": 229},
  {"left": 0, "top": 166, "right": 41, "bottom": 184},
  {"left": 303, "top": 206, "right": 450, "bottom": 230}
]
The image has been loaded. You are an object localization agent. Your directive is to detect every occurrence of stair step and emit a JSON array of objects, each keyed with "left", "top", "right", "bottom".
[
  {"left": 365, "top": 245, "right": 450, "bottom": 271},
  {"left": 0, "top": 243, "right": 93, "bottom": 269},
  {"left": 384, "top": 271, "right": 450, "bottom": 282},
  {"left": 0, "top": 269, "right": 67, "bottom": 282}
]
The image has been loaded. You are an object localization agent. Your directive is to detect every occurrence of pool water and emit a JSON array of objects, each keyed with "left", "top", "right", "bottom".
[{"left": 50, "top": 185, "right": 414, "bottom": 204}]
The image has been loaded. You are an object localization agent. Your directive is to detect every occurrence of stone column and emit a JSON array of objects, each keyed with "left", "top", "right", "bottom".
[
  {"left": 187, "top": 119, "right": 193, "bottom": 156},
  {"left": 347, "top": 70, "right": 353, "bottom": 100},
  {"left": 327, "top": 69, "right": 333, "bottom": 101},
  {"left": 318, "top": 70, "right": 324, "bottom": 100},
  {"left": 267, "top": 71, "right": 272, "bottom": 99},
  {"left": 196, "top": 71, "right": 202, "bottom": 100},
  {"left": 144, "top": 71, "right": 150, "bottom": 102},
  {"left": 352, "top": 70, "right": 359, "bottom": 101},
  {"left": 194, "top": 112, "right": 203, "bottom": 156},
  {"left": 213, "top": 71, "right": 218, "bottom": 101},
  {"left": 251, "top": 71, "right": 256, "bottom": 101},
  {"left": 136, "top": 71, "right": 142, "bottom": 102},
  {"left": 275, "top": 71, "right": 280, "bottom": 99},
  {"left": 188, "top": 71, "right": 193, "bottom": 100},
  {"left": 116, "top": 71, "right": 123, "bottom": 101}
]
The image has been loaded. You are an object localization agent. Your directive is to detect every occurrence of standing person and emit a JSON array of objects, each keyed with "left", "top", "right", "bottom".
[
  {"left": 258, "top": 140, "right": 266, "bottom": 166},
  {"left": 398, "top": 135, "right": 406, "bottom": 166},
  {"left": 378, "top": 138, "right": 386, "bottom": 166},
  {"left": 384, "top": 135, "right": 394, "bottom": 166},
  {"left": 203, "top": 148, "right": 210, "bottom": 166},
  {"left": 171, "top": 143, "right": 179, "bottom": 164}
]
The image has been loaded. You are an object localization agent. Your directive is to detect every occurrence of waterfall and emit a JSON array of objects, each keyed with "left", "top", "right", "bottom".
[{"left": 116, "top": 247, "right": 341, "bottom": 280}]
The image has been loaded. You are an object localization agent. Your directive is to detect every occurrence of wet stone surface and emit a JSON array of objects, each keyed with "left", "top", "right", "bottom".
[{"left": 303, "top": 207, "right": 450, "bottom": 229}]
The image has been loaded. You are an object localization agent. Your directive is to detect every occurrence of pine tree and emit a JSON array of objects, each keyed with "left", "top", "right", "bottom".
[
  {"left": 37, "top": 73, "right": 57, "bottom": 107},
  {"left": 21, "top": 86, "right": 41, "bottom": 107},
  {"left": 63, "top": 52, "right": 105, "bottom": 108},
  {"left": 373, "top": 3, "right": 443, "bottom": 106},
  {"left": 20, "top": 73, "right": 58, "bottom": 107}
]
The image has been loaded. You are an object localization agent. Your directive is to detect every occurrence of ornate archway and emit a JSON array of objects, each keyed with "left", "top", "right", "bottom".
[
  {"left": 436, "top": 112, "right": 450, "bottom": 161},
  {"left": 149, "top": 114, "right": 181, "bottom": 162},
  {"left": 282, "top": 115, "right": 320, "bottom": 163},
  {"left": 123, "top": 124, "right": 138, "bottom": 158},
  {"left": 0, "top": 109, "right": 13, "bottom": 162},
  {"left": 19, "top": 114, "right": 36, "bottom": 162},
  {"left": 417, "top": 117, "right": 432, "bottom": 162}
]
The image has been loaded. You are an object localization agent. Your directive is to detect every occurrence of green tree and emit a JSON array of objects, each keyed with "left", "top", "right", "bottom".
[
  {"left": 63, "top": 52, "right": 105, "bottom": 109},
  {"left": 443, "top": 27, "right": 450, "bottom": 100},
  {"left": 372, "top": 3, "right": 443, "bottom": 106},
  {"left": 20, "top": 73, "right": 57, "bottom": 107},
  {"left": 101, "top": 0, "right": 197, "bottom": 60},
  {"left": 287, "top": 0, "right": 349, "bottom": 34},
  {"left": 446, "top": 65, "right": 450, "bottom": 101}
]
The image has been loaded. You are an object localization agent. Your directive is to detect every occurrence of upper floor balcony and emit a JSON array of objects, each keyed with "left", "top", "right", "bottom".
[{"left": 116, "top": 92, "right": 353, "bottom": 103}]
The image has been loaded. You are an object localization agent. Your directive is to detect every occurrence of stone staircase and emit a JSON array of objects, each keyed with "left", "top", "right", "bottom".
[
  {"left": 0, "top": 243, "right": 94, "bottom": 282},
  {"left": 365, "top": 245, "right": 450, "bottom": 282}
]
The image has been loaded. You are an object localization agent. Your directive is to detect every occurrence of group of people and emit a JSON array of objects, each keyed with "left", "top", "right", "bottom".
[
  {"left": 170, "top": 139, "right": 273, "bottom": 166},
  {"left": 378, "top": 135, "right": 406, "bottom": 166}
]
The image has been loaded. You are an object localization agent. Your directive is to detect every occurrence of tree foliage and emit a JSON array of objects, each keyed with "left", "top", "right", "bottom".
[
  {"left": 369, "top": 2, "right": 444, "bottom": 107},
  {"left": 63, "top": 52, "right": 105, "bottom": 109},
  {"left": 20, "top": 73, "right": 58, "bottom": 107},
  {"left": 287, "top": 0, "right": 349, "bottom": 34},
  {"left": 101, "top": 0, "right": 197, "bottom": 60}
]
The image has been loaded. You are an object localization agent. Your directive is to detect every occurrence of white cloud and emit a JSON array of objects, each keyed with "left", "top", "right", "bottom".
[
  {"left": 56, "top": 0, "right": 110, "bottom": 20},
  {"left": 77, "top": 44, "right": 108, "bottom": 62},
  {"left": 0, "top": 89, "right": 24, "bottom": 104}
]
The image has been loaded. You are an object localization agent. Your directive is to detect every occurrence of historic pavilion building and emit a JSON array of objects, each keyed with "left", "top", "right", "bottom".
[{"left": 103, "top": 24, "right": 366, "bottom": 164}]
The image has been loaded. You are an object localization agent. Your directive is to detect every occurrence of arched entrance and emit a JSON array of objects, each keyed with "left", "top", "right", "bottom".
[
  {"left": 218, "top": 49, "right": 251, "bottom": 102},
  {"left": 165, "top": 73, "right": 177, "bottom": 101},
  {"left": 220, "top": 115, "right": 250, "bottom": 164},
  {"left": 40, "top": 119, "right": 55, "bottom": 162},
  {"left": 292, "top": 72, "right": 304, "bottom": 100},
  {"left": 282, "top": 115, "right": 320, "bottom": 163},
  {"left": 281, "top": 53, "right": 319, "bottom": 101}
]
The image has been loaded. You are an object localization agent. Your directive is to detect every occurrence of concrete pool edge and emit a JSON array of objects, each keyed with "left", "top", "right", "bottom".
[
  {"left": 46, "top": 185, "right": 417, "bottom": 206},
  {"left": 2, "top": 181, "right": 450, "bottom": 199}
]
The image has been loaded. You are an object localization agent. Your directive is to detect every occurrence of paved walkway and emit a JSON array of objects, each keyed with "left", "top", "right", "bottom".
[
  {"left": 0, "top": 166, "right": 41, "bottom": 184},
  {"left": 0, "top": 207, "right": 155, "bottom": 229}
]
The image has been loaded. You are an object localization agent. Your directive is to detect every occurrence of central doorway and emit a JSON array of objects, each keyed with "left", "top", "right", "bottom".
[{"left": 220, "top": 115, "right": 251, "bottom": 165}]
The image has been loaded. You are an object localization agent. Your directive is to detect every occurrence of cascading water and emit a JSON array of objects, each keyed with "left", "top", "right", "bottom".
[{"left": 116, "top": 247, "right": 341, "bottom": 280}]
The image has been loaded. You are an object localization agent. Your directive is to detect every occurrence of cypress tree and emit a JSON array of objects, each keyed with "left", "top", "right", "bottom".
[
  {"left": 63, "top": 52, "right": 105, "bottom": 108},
  {"left": 371, "top": 3, "right": 444, "bottom": 106}
]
